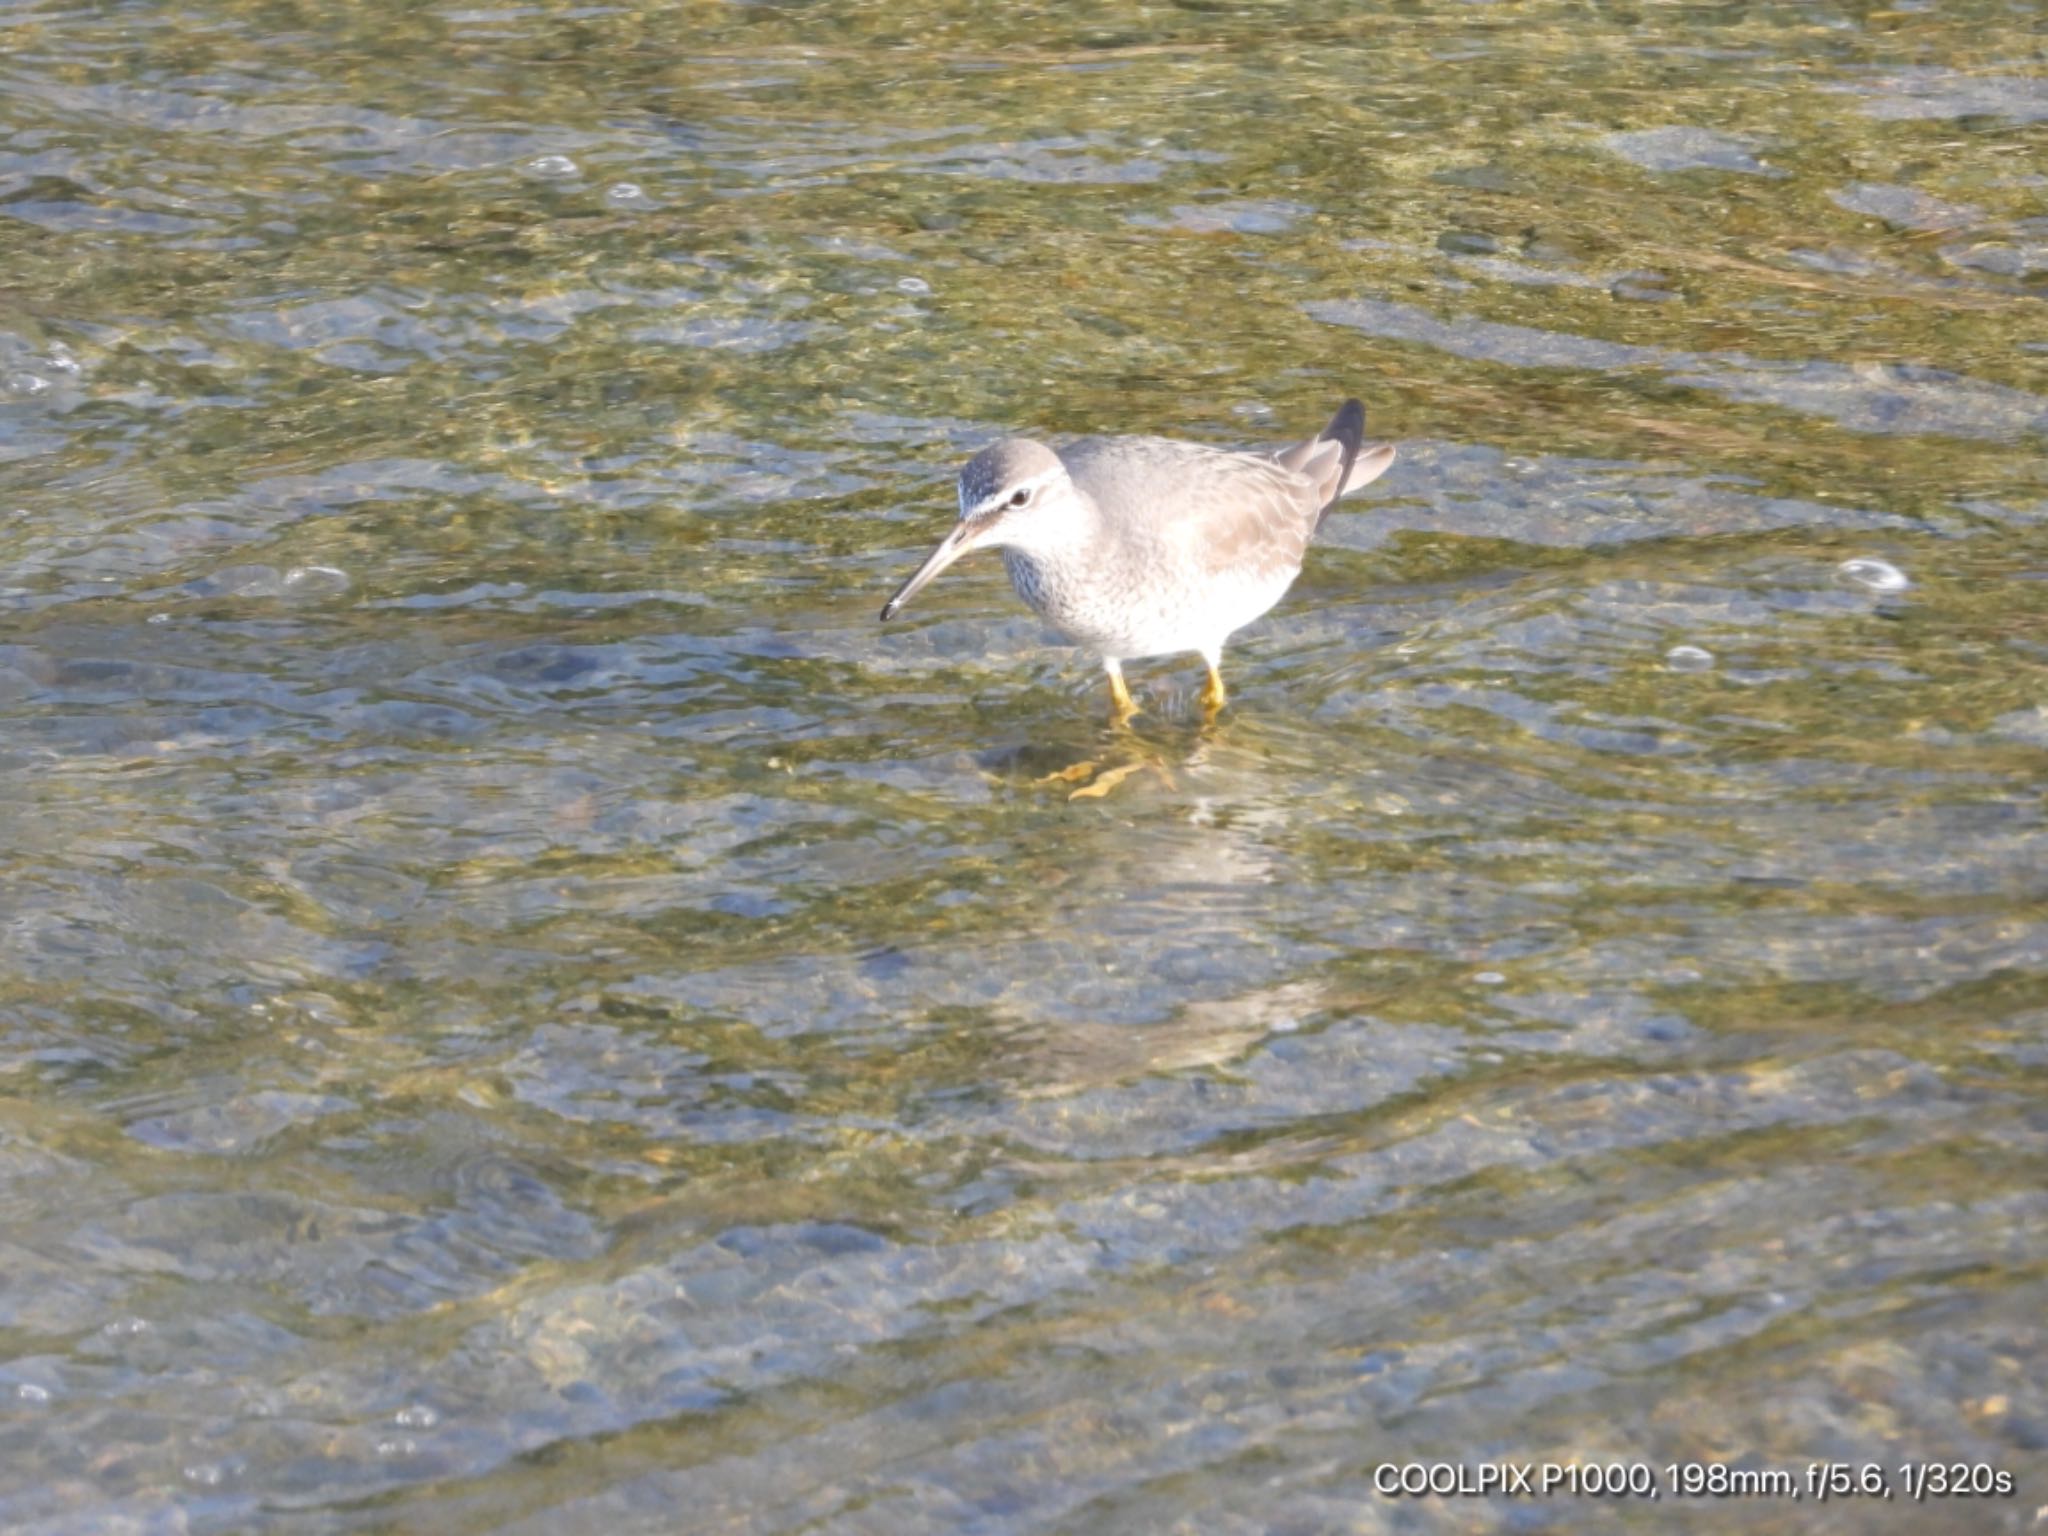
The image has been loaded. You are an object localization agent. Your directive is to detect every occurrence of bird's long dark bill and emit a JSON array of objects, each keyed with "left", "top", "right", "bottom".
[{"left": 879, "top": 521, "right": 985, "bottom": 620}]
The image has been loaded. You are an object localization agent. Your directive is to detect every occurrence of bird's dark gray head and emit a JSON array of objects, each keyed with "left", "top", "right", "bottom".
[
  {"left": 956, "top": 439, "right": 1067, "bottom": 523},
  {"left": 879, "top": 438, "right": 1076, "bottom": 621}
]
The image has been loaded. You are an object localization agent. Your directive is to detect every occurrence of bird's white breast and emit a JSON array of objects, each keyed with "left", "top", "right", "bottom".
[{"left": 1001, "top": 543, "right": 1296, "bottom": 662}]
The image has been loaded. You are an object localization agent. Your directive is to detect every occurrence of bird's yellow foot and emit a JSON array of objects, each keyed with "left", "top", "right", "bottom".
[
  {"left": 1106, "top": 663, "right": 1141, "bottom": 725},
  {"left": 1033, "top": 760, "right": 1100, "bottom": 787},
  {"left": 1061, "top": 751, "right": 1177, "bottom": 800},
  {"left": 1068, "top": 760, "right": 1148, "bottom": 799},
  {"left": 1200, "top": 661, "right": 1228, "bottom": 716}
]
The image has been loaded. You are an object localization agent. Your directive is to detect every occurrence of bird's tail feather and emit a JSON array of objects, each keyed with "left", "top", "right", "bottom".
[
  {"left": 1272, "top": 399, "right": 1397, "bottom": 524},
  {"left": 1306, "top": 399, "right": 1395, "bottom": 526},
  {"left": 1313, "top": 398, "right": 1365, "bottom": 526},
  {"left": 1338, "top": 443, "right": 1397, "bottom": 500}
]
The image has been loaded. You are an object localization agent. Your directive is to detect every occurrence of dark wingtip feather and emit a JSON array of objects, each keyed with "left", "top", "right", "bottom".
[
  {"left": 1316, "top": 399, "right": 1366, "bottom": 526},
  {"left": 1323, "top": 399, "right": 1366, "bottom": 453}
]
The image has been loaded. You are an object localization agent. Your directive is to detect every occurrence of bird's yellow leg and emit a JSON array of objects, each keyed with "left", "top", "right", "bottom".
[
  {"left": 1034, "top": 661, "right": 1167, "bottom": 800},
  {"left": 1200, "top": 655, "right": 1227, "bottom": 715},
  {"left": 1105, "top": 659, "right": 1140, "bottom": 724}
]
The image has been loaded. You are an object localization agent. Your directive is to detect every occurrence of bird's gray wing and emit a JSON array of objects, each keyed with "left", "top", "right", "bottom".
[{"left": 1061, "top": 437, "right": 1325, "bottom": 586}]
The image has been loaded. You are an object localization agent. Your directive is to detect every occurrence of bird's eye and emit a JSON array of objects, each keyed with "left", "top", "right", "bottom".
[{"left": 1008, "top": 488, "right": 1031, "bottom": 508}]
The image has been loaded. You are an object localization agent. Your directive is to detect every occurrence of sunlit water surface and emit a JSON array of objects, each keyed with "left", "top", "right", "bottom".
[{"left": 0, "top": 0, "right": 2044, "bottom": 1530}]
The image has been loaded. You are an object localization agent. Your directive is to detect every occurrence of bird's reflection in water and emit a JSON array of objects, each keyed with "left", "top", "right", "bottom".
[
  {"left": 979, "top": 681, "right": 1272, "bottom": 799},
  {"left": 977, "top": 792, "right": 1327, "bottom": 1105}
]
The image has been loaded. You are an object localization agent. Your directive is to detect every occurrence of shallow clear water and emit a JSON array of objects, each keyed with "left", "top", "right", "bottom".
[{"left": 1, "top": 0, "right": 2045, "bottom": 1530}]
